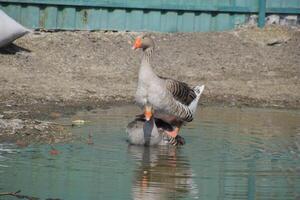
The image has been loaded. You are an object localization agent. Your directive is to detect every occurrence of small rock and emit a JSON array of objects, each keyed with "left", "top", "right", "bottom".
[
  {"left": 267, "top": 39, "right": 285, "bottom": 46},
  {"left": 50, "top": 149, "right": 60, "bottom": 155},
  {"left": 16, "top": 140, "right": 28, "bottom": 148},
  {"left": 10, "top": 119, "right": 24, "bottom": 129},
  {"left": 266, "top": 15, "right": 280, "bottom": 25},
  {"left": 34, "top": 124, "right": 45, "bottom": 131},
  {"left": 50, "top": 112, "right": 61, "bottom": 119},
  {"left": 72, "top": 119, "right": 86, "bottom": 126},
  {"left": 0, "top": 119, "right": 24, "bottom": 130}
]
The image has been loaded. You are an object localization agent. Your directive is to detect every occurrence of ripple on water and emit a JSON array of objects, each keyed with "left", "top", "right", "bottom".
[{"left": 0, "top": 106, "right": 299, "bottom": 200}]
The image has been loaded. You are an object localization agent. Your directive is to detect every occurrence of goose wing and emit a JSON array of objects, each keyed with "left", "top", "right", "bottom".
[
  {"left": 164, "top": 78, "right": 196, "bottom": 106},
  {"left": 155, "top": 76, "right": 195, "bottom": 122}
]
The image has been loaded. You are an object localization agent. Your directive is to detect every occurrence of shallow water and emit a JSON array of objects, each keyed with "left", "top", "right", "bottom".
[{"left": 0, "top": 105, "right": 299, "bottom": 200}]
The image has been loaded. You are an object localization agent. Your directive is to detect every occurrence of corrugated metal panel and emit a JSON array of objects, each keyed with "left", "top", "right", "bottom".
[
  {"left": 267, "top": 0, "right": 300, "bottom": 14},
  {"left": 0, "top": 0, "right": 299, "bottom": 32}
]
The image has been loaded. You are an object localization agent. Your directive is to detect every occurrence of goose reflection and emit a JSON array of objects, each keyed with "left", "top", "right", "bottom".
[
  {"left": 126, "top": 115, "right": 185, "bottom": 146},
  {"left": 128, "top": 146, "right": 199, "bottom": 200}
]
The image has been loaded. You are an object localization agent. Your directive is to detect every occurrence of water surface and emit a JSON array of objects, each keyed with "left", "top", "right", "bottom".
[{"left": 0, "top": 105, "right": 299, "bottom": 200}]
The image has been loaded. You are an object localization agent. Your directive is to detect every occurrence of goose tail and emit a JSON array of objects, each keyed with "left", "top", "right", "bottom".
[{"left": 188, "top": 85, "right": 205, "bottom": 114}]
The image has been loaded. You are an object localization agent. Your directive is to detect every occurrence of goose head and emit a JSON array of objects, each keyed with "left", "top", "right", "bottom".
[{"left": 132, "top": 34, "right": 155, "bottom": 51}]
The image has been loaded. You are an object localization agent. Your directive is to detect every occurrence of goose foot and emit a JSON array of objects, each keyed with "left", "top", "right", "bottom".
[
  {"left": 166, "top": 127, "right": 179, "bottom": 138},
  {"left": 168, "top": 135, "right": 186, "bottom": 146}
]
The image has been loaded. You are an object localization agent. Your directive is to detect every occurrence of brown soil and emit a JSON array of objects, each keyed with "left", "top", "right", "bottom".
[{"left": 0, "top": 25, "right": 299, "bottom": 143}]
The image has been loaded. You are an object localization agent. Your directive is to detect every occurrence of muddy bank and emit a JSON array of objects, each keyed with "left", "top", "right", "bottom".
[{"left": 0, "top": 25, "right": 299, "bottom": 143}]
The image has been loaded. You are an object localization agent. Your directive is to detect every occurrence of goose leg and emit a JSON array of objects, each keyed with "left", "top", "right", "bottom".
[
  {"left": 166, "top": 127, "right": 180, "bottom": 138},
  {"left": 144, "top": 104, "right": 153, "bottom": 121}
]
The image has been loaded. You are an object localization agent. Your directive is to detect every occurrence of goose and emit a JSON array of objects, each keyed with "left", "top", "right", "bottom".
[
  {"left": 126, "top": 115, "right": 185, "bottom": 146},
  {"left": 132, "top": 34, "right": 205, "bottom": 138}
]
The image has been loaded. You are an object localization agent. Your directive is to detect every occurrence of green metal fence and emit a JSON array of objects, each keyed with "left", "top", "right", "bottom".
[{"left": 0, "top": 0, "right": 299, "bottom": 32}]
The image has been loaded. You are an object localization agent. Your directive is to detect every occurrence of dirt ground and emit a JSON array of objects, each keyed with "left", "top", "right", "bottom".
[{"left": 0, "top": 25, "right": 299, "bottom": 144}]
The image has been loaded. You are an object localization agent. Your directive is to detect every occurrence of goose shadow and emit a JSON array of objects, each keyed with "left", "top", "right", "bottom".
[
  {"left": 0, "top": 43, "right": 31, "bottom": 54},
  {"left": 127, "top": 145, "right": 199, "bottom": 199}
]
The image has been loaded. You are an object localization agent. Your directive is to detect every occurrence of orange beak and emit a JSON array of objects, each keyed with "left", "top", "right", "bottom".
[
  {"left": 132, "top": 37, "right": 142, "bottom": 50},
  {"left": 144, "top": 105, "right": 152, "bottom": 121}
]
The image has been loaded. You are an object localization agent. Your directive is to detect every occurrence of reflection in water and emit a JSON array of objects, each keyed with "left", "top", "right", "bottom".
[
  {"left": 186, "top": 107, "right": 300, "bottom": 200},
  {"left": 0, "top": 106, "right": 299, "bottom": 200},
  {"left": 128, "top": 146, "right": 198, "bottom": 200}
]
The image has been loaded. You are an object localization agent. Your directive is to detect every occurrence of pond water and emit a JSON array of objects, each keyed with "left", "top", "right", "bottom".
[{"left": 0, "top": 105, "right": 299, "bottom": 200}]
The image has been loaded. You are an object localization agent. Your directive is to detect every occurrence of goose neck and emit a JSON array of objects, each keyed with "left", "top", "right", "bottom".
[
  {"left": 139, "top": 47, "right": 157, "bottom": 78},
  {"left": 142, "top": 47, "right": 154, "bottom": 64}
]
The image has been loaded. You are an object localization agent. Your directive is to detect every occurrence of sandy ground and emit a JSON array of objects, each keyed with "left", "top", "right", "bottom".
[{"left": 0, "top": 25, "right": 299, "bottom": 143}]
